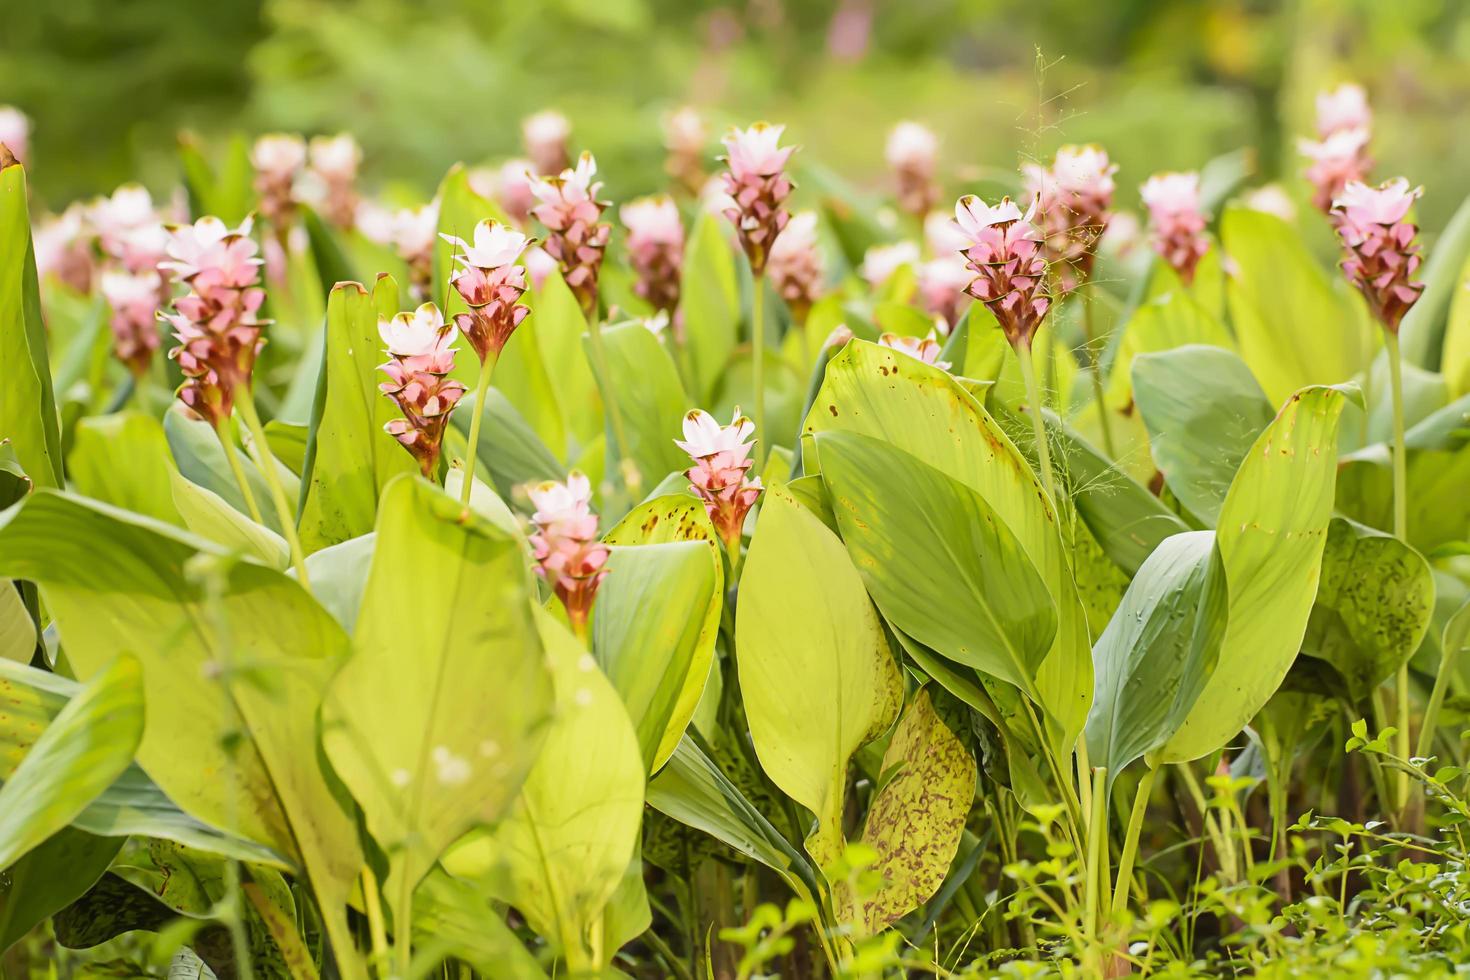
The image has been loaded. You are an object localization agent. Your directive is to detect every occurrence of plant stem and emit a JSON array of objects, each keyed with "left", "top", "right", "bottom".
[
  {"left": 234, "top": 388, "right": 312, "bottom": 590},
  {"left": 1083, "top": 766, "right": 1109, "bottom": 970},
  {"left": 1386, "top": 330, "right": 1410, "bottom": 810},
  {"left": 1081, "top": 294, "right": 1116, "bottom": 459},
  {"left": 752, "top": 276, "right": 767, "bottom": 470},
  {"left": 1112, "top": 766, "right": 1157, "bottom": 914},
  {"left": 1017, "top": 339, "right": 1060, "bottom": 507},
  {"left": 460, "top": 352, "right": 497, "bottom": 507},
  {"left": 1076, "top": 736, "right": 1094, "bottom": 834},
  {"left": 361, "top": 867, "right": 390, "bottom": 978},
  {"left": 216, "top": 425, "right": 266, "bottom": 527},
  {"left": 585, "top": 309, "right": 636, "bottom": 494},
  {"left": 1420, "top": 632, "right": 1466, "bottom": 761}
]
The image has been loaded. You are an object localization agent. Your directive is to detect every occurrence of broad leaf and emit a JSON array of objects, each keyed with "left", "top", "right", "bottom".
[
  {"left": 69, "top": 413, "right": 185, "bottom": 526},
  {"left": 590, "top": 321, "right": 689, "bottom": 484},
  {"left": 164, "top": 404, "right": 293, "bottom": 536},
  {"left": 0, "top": 829, "right": 120, "bottom": 954},
  {"left": 411, "top": 870, "right": 546, "bottom": 978},
  {"left": 450, "top": 388, "right": 565, "bottom": 500},
  {"left": 169, "top": 468, "right": 290, "bottom": 569},
  {"left": 1403, "top": 190, "right": 1470, "bottom": 369},
  {"left": 0, "top": 581, "right": 33, "bottom": 662},
  {"left": 679, "top": 213, "right": 740, "bottom": 402}
]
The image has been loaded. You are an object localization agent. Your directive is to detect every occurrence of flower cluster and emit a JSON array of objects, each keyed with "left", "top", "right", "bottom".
[
  {"left": 879, "top": 332, "right": 950, "bottom": 371},
  {"left": 886, "top": 121, "right": 939, "bottom": 219},
  {"left": 33, "top": 205, "right": 95, "bottom": 293},
  {"left": 1023, "top": 144, "right": 1117, "bottom": 291},
  {"left": 161, "top": 217, "right": 268, "bottom": 427},
  {"left": 1300, "top": 83, "right": 1373, "bottom": 214},
  {"left": 527, "top": 472, "right": 610, "bottom": 633},
  {"left": 251, "top": 134, "right": 306, "bottom": 228},
  {"left": 90, "top": 185, "right": 171, "bottom": 375},
  {"left": 918, "top": 212, "right": 972, "bottom": 332},
  {"left": 90, "top": 184, "right": 169, "bottom": 274},
  {"left": 377, "top": 303, "right": 465, "bottom": 476},
  {"left": 101, "top": 270, "right": 164, "bottom": 378},
  {"left": 620, "top": 195, "right": 684, "bottom": 314},
  {"left": 1140, "top": 172, "right": 1209, "bottom": 285},
  {"left": 664, "top": 106, "right": 707, "bottom": 195},
  {"left": 953, "top": 195, "right": 1051, "bottom": 350},
  {"left": 1331, "top": 178, "right": 1425, "bottom": 334},
  {"left": 308, "top": 133, "right": 361, "bottom": 229},
  {"left": 441, "top": 219, "right": 533, "bottom": 364},
  {"left": 766, "top": 210, "right": 825, "bottom": 323},
  {"left": 720, "top": 123, "right": 796, "bottom": 276},
  {"left": 523, "top": 110, "right": 571, "bottom": 175},
  {"left": 677, "top": 409, "right": 763, "bottom": 554},
  {"left": 530, "top": 153, "right": 611, "bottom": 315},
  {"left": 0, "top": 106, "right": 29, "bottom": 166}
]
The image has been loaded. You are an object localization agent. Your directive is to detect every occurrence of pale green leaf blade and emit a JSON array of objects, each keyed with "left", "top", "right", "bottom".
[
  {"left": 69, "top": 413, "right": 185, "bottom": 527},
  {"left": 169, "top": 468, "right": 290, "bottom": 570},
  {"left": 590, "top": 321, "right": 690, "bottom": 485},
  {"left": 679, "top": 213, "right": 740, "bottom": 402}
]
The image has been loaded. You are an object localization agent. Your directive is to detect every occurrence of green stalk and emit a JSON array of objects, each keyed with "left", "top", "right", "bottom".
[
  {"left": 216, "top": 425, "right": 266, "bottom": 527},
  {"left": 460, "top": 352, "right": 498, "bottom": 507},
  {"left": 234, "top": 387, "right": 311, "bottom": 590},
  {"left": 1419, "top": 632, "right": 1466, "bottom": 760},
  {"left": 1386, "top": 330, "right": 1410, "bottom": 810},
  {"left": 1081, "top": 295, "right": 1116, "bottom": 459},
  {"left": 361, "top": 867, "right": 390, "bottom": 978},
  {"left": 1017, "top": 339, "right": 1060, "bottom": 507},
  {"left": 752, "top": 278, "right": 767, "bottom": 470},
  {"left": 1111, "top": 766, "right": 1157, "bottom": 914},
  {"left": 1083, "top": 766, "right": 1109, "bottom": 971},
  {"left": 585, "top": 309, "right": 636, "bottom": 495}
]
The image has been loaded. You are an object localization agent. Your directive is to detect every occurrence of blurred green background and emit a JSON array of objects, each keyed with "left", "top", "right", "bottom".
[{"left": 5, "top": 0, "right": 1470, "bottom": 228}]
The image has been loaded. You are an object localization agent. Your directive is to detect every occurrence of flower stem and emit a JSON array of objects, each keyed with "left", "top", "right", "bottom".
[
  {"left": 1017, "top": 339, "right": 1060, "bottom": 507},
  {"left": 216, "top": 424, "right": 266, "bottom": 527},
  {"left": 585, "top": 309, "right": 636, "bottom": 494},
  {"left": 1111, "top": 765, "right": 1157, "bottom": 914},
  {"left": 752, "top": 276, "right": 767, "bottom": 470},
  {"left": 460, "top": 353, "right": 497, "bottom": 508},
  {"left": 1083, "top": 765, "right": 1109, "bottom": 967},
  {"left": 1386, "top": 330, "right": 1410, "bottom": 810},
  {"left": 1081, "top": 294, "right": 1116, "bottom": 459},
  {"left": 234, "top": 387, "right": 311, "bottom": 591}
]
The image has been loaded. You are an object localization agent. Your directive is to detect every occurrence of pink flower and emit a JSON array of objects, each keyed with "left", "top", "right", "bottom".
[
  {"left": 92, "top": 185, "right": 168, "bottom": 273},
  {"left": 101, "top": 269, "right": 163, "bottom": 377},
  {"left": 1024, "top": 144, "right": 1117, "bottom": 289},
  {"left": 953, "top": 194, "right": 1051, "bottom": 349},
  {"left": 766, "top": 210, "right": 825, "bottom": 322},
  {"left": 664, "top": 106, "right": 707, "bottom": 194},
  {"left": 1140, "top": 172, "right": 1209, "bottom": 285},
  {"left": 308, "top": 133, "right": 361, "bottom": 228},
  {"left": 1332, "top": 178, "right": 1424, "bottom": 334},
  {"left": 1300, "top": 127, "right": 1372, "bottom": 214},
  {"left": 530, "top": 153, "right": 610, "bottom": 314},
  {"left": 677, "top": 409, "right": 763, "bottom": 554},
  {"left": 494, "top": 158, "right": 537, "bottom": 224},
  {"left": 33, "top": 204, "right": 95, "bottom": 293},
  {"left": 879, "top": 332, "right": 950, "bottom": 371},
  {"left": 925, "top": 209, "right": 970, "bottom": 255},
  {"left": 886, "top": 121, "right": 939, "bottom": 218},
  {"left": 0, "top": 106, "right": 29, "bottom": 166},
  {"left": 917, "top": 255, "right": 972, "bottom": 332},
  {"left": 528, "top": 472, "right": 610, "bottom": 633},
  {"left": 1316, "top": 83, "right": 1371, "bottom": 138},
  {"left": 442, "top": 219, "right": 533, "bottom": 363},
  {"left": 251, "top": 134, "right": 306, "bottom": 181},
  {"left": 721, "top": 123, "right": 797, "bottom": 276},
  {"left": 524, "top": 245, "right": 558, "bottom": 291},
  {"left": 523, "top": 110, "right": 571, "bottom": 175},
  {"left": 621, "top": 195, "right": 684, "bottom": 313},
  {"left": 861, "top": 240, "right": 920, "bottom": 288},
  {"left": 378, "top": 303, "right": 466, "bottom": 476},
  {"left": 1242, "top": 184, "right": 1297, "bottom": 223}
]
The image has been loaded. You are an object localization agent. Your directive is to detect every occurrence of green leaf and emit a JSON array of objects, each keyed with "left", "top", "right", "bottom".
[
  {"left": 300, "top": 533, "right": 375, "bottom": 634},
  {"left": 1221, "top": 207, "right": 1364, "bottom": 405},
  {"left": 169, "top": 468, "right": 290, "bottom": 570},
  {"left": 590, "top": 321, "right": 689, "bottom": 484},
  {"left": 817, "top": 429, "right": 1057, "bottom": 703},
  {"left": 302, "top": 207, "right": 357, "bottom": 297},
  {"left": 602, "top": 494, "right": 723, "bottom": 772},
  {"left": 1160, "top": 385, "right": 1348, "bottom": 762},
  {"left": 803, "top": 340, "right": 1093, "bottom": 747},
  {"left": 411, "top": 870, "right": 545, "bottom": 978},
  {"left": 450, "top": 388, "right": 565, "bottom": 501},
  {"left": 164, "top": 404, "right": 290, "bottom": 536},
  {"left": 0, "top": 654, "right": 143, "bottom": 870},
  {"left": 527, "top": 269, "right": 600, "bottom": 447},
  {"left": 0, "top": 829, "right": 120, "bottom": 954},
  {"left": 1302, "top": 517, "right": 1436, "bottom": 704},
  {"left": 0, "top": 490, "right": 365, "bottom": 973},
  {"left": 1403, "top": 189, "right": 1470, "bottom": 369},
  {"left": 735, "top": 484, "right": 903, "bottom": 870},
  {"left": 0, "top": 581, "right": 34, "bottom": 662},
  {"left": 1441, "top": 250, "right": 1470, "bottom": 396},
  {"left": 178, "top": 133, "right": 254, "bottom": 226},
  {"left": 1085, "top": 532, "right": 1228, "bottom": 781},
  {"left": 298, "top": 279, "right": 416, "bottom": 552},
  {"left": 1132, "top": 345, "right": 1276, "bottom": 525},
  {"left": 68, "top": 413, "right": 185, "bottom": 527},
  {"left": 679, "top": 212, "right": 740, "bottom": 402},
  {"left": 321, "top": 475, "right": 553, "bottom": 908},
  {"left": 478, "top": 609, "right": 644, "bottom": 970},
  {"left": 836, "top": 687, "right": 976, "bottom": 936},
  {"left": 0, "top": 162, "right": 63, "bottom": 489}
]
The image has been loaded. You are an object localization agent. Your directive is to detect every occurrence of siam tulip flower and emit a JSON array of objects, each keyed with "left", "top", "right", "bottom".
[
  {"left": 621, "top": 195, "right": 684, "bottom": 314},
  {"left": 879, "top": 331, "right": 950, "bottom": 371},
  {"left": 528, "top": 472, "right": 610, "bottom": 634},
  {"left": 1331, "top": 178, "right": 1425, "bottom": 334},
  {"left": 308, "top": 133, "right": 361, "bottom": 229},
  {"left": 664, "top": 106, "right": 708, "bottom": 195},
  {"left": 390, "top": 203, "right": 439, "bottom": 302},
  {"left": 1242, "top": 184, "right": 1298, "bottom": 223},
  {"left": 33, "top": 204, "right": 96, "bottom": 294},
  {"left": 440, "top": 219, "right": 533, "bottom": 364},
  {"left": 699, "top": 174, "right": 737, "bottom": 218},
  {"left": 720, "top": 123, "right": 797, "bottom": 276},
  {"left": 1139, "top": 172, "right": 1209, "bottom": 286},
  {"left": 0, "top": 106, "right": 30, "bottom": 166},
  {"left": 1316, "top": 83, "right": 1371, "bottom": 138},
  {"left": 925, "top": 209, "right": 970, "bottom": 256},
  {"left": 1101, "top": 210, "right": 1142, "bottom": 259},
  {"left": 495, "top": 158, "right": 537, "bottom": 225},
  {"left": 1300, "top": 127, "right": 1372, "bottom": 215},
  {"left": 101, "top": 269, "right": 163, "bottom": 377},
  {"left": 377, "top": 302, "right": 466, "bottom": 476},
  {"left": 676, "top": 408, "right": 763, "bottom": 555},
  {"left": 250, "top": 133, "right": 306, "bottom": 228},
  {"left": 953, "top": 194, "right": 1051, "bottom": 350},
  {"left": 91, "top": 184, "right": 169, "bottom": 274},
  {"left": 861, "top": 240, "right": 920, "bottom": 288},
  {"left": 1023, "top": 144, "right": 1117, "bottom": 291},
  {"left": 886, "top": 121, "right": 939, "bottom": 219},
  {"left": 917, "top": 255, "right": 972, "bottom": 333},
  {"left": 529, "top": 153, "right": 611, "bottom": 315},
  {"left": 163, "top": 216, "right": 268, "bottom": 428},
  {"left": 765, "top": 209, "right": 825, "bottom": 323},
  {"left": 524, "top": 245, "right": 558, "bottom": 291},
  {"left": 523, "top": 110, "right": 571, "bottom": 175}
]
